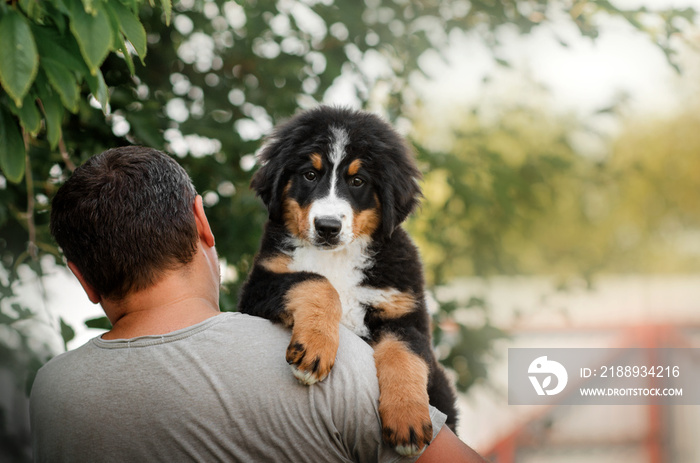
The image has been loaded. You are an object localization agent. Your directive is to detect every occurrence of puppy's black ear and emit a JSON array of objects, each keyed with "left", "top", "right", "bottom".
[
  {"left": 379, "top": 139, "right": 423, "bottom": 238},
  {"left": 250, "top": 109, "right": 315, "bottom": 221},
  {"left": 250, "top": 138, "right": 286, "bottom": 221}
]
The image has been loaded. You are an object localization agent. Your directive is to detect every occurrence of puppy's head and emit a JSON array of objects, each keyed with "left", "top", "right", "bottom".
[{"left": 251, "top": 106, "right": 422, "bottom": 248}]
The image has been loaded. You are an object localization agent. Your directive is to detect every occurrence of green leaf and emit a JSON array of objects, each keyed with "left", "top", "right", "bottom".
[
  {"left": 33, "top": 25, "right": 87, "bottom": 74},
  {"left": 12, "top": 303, "right": 34, "bottom": 321},
  {"left": 85, "top": 316, "right": 112, "bottom": 330},
  {"left": 117, "top": 31, "right": 136, "bottom": 75},
  {"left": 0, "top": 311, "right": 15, "bottom": 325},
  {"left": 0, "top": 10, "right": 39, "bottom": 106},
  {"left": 68, "top": 0, "right": 113, "bottom": 75},
  {"left": 19, "top": 0, "right": 43, "bottom": 20},
  {"left": 104, "top": 4, "right": 135, "bottom": 74},
  {"left": 84, "top": 68, "right": 109, "bottom": 114},
  {"left": 161, "top": 0, "right": 172, "bottom": 26},
  {"left": 81, "top": 0, "right": 95, "bottom": 14},
  {"left": 9, "top": 93, "right": 42, "bottom": 136},
  {"left": 43, "top": 1, "right": 70, "bottom": 34},
  {"left": 42, "top": 58, "right": 81, "bottom": 113},
  {"left": 60, "top": 317, "right": 75, "bottom": 348},
  {"left": 108, "top": 1, "right": 147, "bottom": 60},
  {"left": 0, "top": 107, "right": 27, "bottom": 183},
  {"left": 36, "top": 74, "right": 64, "bottom": 149}
]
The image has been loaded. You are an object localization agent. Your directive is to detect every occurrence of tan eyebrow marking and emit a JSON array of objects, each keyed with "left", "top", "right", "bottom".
[
  {"left": 310, "top": 153, "right": 322, "bottom": 170},
  {"left": 348, "top": 159, "right": 362, "bottom": 176}
]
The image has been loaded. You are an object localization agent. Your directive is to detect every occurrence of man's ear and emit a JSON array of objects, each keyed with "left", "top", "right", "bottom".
[
  {"left": 67, "top": 261, "right": 102, "bottom": 304},
  {"left": 193, "top": 195, "right": 215, "bottom": 248}
]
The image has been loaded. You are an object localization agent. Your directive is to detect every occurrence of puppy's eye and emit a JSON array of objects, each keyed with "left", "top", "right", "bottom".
[
  {"left": 303, "top": 171, "right": 317, "bottom": 181},
  {"left": 350, "top": 176, "right": 365, "bottom": 187}
]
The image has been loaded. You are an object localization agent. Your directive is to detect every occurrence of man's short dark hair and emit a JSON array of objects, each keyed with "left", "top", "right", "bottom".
[{"left": 50, "top": 146, "right": 199, "bottom": 300}]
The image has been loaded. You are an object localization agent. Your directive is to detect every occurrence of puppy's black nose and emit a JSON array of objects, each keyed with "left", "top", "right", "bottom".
[{"left": 314, "top": 217, "right": 342, "bottom": 241}]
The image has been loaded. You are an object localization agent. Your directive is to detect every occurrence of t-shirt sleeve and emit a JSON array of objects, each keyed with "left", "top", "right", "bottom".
[{"left": 321, "top": 326, "right": 448, "bottom": 463}]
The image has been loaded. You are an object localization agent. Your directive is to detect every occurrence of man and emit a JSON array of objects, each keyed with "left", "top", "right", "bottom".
[{"left": 31, "top": 146, "right": 486, "bottom": 462}]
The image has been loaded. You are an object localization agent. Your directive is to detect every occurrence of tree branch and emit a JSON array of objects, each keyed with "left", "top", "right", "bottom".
[
  {"left": 22, "top": 129, "right": 38, "bottom": 260},
  {"left": 58, "top": 137, "right": 76, "bottom": 172}
]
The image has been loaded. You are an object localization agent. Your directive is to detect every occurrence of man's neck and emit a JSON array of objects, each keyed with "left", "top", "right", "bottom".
[{"left": 100, "top": 271, "right": 220, "bottom": 340}]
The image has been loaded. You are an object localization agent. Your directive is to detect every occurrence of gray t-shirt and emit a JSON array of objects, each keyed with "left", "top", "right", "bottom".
[{"left": 30, "top": 312, "right": 446, "bottom": 462}]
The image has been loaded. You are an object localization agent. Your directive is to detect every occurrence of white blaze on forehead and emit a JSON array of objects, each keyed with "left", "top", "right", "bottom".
[
  {"left": 306, "top": 126, "right": 354, "bottom": 244},
  {"left": 329, "top": 127, "right": 349, "bottom": 165},
  {"left": 327, "top": 127, "right": 350, "bottom": 199}
]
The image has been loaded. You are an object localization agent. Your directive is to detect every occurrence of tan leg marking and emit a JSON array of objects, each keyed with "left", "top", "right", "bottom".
[
  {"left": 348, "top": 158, "right": 362, "bottom": 176},
  {"left": 284, "top": 279, "right": 342, "bottom": 385},
  {"left": 260, "top": 254, "right": 292, "bottom": 274},
  {"left": 375, "top": 291, "right": 416, "bottom": 319},
  {"left": 373, "top": 333, "right": 432, "bottom": 456},
  {"left": 310, "top": 153, "right": 322, "bottom": 171}
]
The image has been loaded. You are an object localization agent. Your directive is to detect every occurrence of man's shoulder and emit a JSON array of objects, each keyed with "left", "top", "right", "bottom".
[
  {"left": 216, "top": 312, "right": 375, "bottom": 354},
  {"left": 37, "top": 312, "right": 375, "bottom": 367},
  {"left": 39, "top": 312, "right": 376, "bottom": 376},
  {"left": 31, "top": 312, "right": 380, "bottom": 403},
  {"left": 30, "top": 338, "right": 99, "bottom": 407},
  {"left": 34, "top": 336, "right": 95, "bottom": 376},
  {"left": 215, "top": 312, "right": 378, "bottom": 375},
  {"left": 200, "top": 313, "right": 382, "bottom": 402}
]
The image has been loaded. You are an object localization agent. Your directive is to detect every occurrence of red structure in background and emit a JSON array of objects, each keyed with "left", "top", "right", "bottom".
[{"left": 482, "top": 324, "right": 695, "bottom": 463}]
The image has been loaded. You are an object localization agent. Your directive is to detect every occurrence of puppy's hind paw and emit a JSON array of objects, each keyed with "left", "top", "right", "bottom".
[
  {"left": 382, "top": 418, "right": 433, "bottom": 457},
  {"left": 395, "top": 444, "right": 427, "bottom": 458}
]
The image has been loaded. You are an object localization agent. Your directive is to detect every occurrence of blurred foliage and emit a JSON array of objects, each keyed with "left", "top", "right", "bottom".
[
  {"left": 604, "top": 109, "right": 700, "bottom": 269},
  {"left": 0, "top": 301, "right": 54, "bottom": 462},
  {"left": 563, "top": 107, "right": 700, "bottom": 275},
  {"left": 410, "top": 97, "right": 700, "bottom": 286},
  {"left": 0, "top": 0, "right": 698, "bottom": 458},
  {"left": 431, "top": 295, "right": 507, "bottom": 391},
  {"left": 407, "top": 94, "right": 700, "bottom": 387},
  {"left": 409, "top": 101, "right": 582, "bottom": 285}
]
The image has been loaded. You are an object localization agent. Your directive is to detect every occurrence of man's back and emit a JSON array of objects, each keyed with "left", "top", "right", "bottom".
[{"left": 30, "top": 312, "right": 446, "bottom": 462}]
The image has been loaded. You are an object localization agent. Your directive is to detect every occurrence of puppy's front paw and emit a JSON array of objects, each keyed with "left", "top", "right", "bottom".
[
  {"left": 286, "top": 325, "right": 339, "bottom": 385},
  {"left": 283, "top": 279, "right": 342, "bottom": 385},
  {"left": 380, "top": 396, "right": 433, "bottom": 457}
]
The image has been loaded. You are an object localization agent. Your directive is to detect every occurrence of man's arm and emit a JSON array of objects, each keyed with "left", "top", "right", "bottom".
[{"left": 417, "top": 426, "right": 489, "bottom": 463}]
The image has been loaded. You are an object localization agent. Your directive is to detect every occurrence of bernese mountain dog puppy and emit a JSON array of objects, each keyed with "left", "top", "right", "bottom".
[{"left": 238, "top": 106, "right": 458, "bottom": 456}]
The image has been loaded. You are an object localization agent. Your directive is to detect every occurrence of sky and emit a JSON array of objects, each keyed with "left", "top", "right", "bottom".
[{"left": 412, "top": 4, "right": 695, "bottom": 119}]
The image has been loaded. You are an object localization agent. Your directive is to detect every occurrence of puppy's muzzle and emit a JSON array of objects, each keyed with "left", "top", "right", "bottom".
[{"left": 314, "top": 216, "right": 342, "bottom": 246}]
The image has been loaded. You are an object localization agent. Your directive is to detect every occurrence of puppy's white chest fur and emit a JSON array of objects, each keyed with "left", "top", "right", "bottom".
[{"left": 287, "top": 238, "right": 374, "bottom": 338}]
